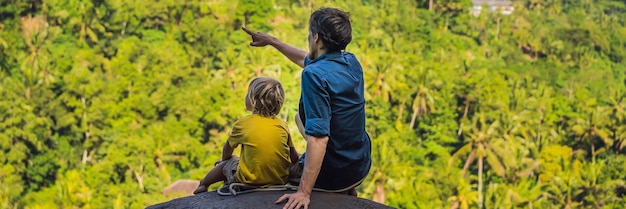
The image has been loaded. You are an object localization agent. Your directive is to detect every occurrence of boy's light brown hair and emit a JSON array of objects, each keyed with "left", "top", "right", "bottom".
[{"left": 245, "top": 77, "right": 285, "bottom": 117}]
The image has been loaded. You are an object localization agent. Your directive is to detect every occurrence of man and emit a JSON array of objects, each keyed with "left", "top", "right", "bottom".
[{"left": 242, "top": 7, "right": 371, "bottom": 209}]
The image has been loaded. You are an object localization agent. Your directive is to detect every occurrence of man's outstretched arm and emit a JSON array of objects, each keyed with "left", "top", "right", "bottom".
[{"left": 242, "top": 27, "right": 307, "bottom": 68}]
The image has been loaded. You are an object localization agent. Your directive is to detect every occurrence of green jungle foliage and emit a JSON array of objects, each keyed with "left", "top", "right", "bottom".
[{"left": 1, "top": 0, "right": 626, "bottom": 208}]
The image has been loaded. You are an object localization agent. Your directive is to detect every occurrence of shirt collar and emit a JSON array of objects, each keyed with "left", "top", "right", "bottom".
[{"left": 308, "top": 51, "right": 345, "bottom": 65}]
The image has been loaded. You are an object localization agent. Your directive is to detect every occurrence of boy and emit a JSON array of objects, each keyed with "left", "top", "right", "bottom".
[{"left": 193, "top": 77, "right": 299, "bottom": 194}]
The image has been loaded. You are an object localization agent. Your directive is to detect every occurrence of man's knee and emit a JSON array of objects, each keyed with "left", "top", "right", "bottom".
[
  {"left": 294, "top": 113, "right": 300, "bottom": 123},
  {"left": 295, "top": 112, "right": 306, "bottom": 139}
]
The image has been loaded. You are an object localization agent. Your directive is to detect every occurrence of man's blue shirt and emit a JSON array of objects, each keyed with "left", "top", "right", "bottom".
[{"left": 299, "top": 51, "right": 372, "bottom": 190}]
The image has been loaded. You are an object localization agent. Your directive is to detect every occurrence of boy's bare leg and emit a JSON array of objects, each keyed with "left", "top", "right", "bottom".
[
  {"left": 295, "top": 112, "right": 306, "bottom": 140},
  {"left": 193, "top": 161, "right": 227, "bottom": 194}
]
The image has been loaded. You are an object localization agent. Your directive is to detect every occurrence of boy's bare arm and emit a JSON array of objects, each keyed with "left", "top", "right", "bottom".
[
  {"left": 221, "top": 142, "right": 235, "bottom": 161},
  {"left": 289, "top": 147, "right": 299, "bottom": 165}
]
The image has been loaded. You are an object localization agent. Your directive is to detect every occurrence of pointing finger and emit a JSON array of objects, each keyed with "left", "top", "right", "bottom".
[{"left": 241, "top": 26, "right": 255, "bottom": 35}]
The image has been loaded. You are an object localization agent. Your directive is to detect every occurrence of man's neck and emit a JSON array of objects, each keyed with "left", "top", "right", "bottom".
[
  {"left": 319, "top": 48, "right": 327, "bottom": 56},
  {"left": 310, "top": 48, "right": 327, "bottom": 59}
]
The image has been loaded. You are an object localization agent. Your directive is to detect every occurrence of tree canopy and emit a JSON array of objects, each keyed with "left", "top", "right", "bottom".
[{"left": 1, "top": 0, "right": 625, "bottom": 208}]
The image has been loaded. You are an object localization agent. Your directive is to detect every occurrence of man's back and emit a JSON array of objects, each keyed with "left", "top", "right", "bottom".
[{"left": 299, "top": 51, "right": 372, "bottom": 190}]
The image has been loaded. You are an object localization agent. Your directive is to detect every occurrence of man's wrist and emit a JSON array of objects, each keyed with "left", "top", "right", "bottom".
[
  {"left": 296, "top": 180, "right": 312, "bottom": 195},
  {"left": 297, "top": 187, "right": 312, "bottom": 196},
  {"left": 268, "top": 37, "right": 280, "bottom": 47}
]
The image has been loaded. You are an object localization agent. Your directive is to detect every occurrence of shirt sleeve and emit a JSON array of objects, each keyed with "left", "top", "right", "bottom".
[
  {"left": 301, "top": 69, "right": 331, "bottom": 137},
  {"left": 227, "top": 119, "right": 245, "bottom": 148},
  {"left": 281, "top": 121, "right": 294, "bottom": 148},
  {"left": 287, "top": 133, "right": 294, "bottom": 148}
]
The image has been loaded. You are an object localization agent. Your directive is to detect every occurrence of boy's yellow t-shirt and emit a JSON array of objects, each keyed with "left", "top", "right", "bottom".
[{"left": 228, "top": 114, "right": 293, "bottom": 186}]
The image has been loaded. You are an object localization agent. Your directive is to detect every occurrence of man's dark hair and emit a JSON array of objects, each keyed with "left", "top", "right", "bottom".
[{"left": 309, "top": 8, "right": 352, "bottom": 52}]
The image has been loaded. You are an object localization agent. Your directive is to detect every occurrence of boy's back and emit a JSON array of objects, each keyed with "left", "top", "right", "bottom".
[{"left": 228, "top": 114, "right": 293, "bottom": 186}]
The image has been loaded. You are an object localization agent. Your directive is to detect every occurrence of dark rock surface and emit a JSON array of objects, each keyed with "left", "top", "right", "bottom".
[{"left": 147, "top": 190, "right": 395, "bottom": 209}]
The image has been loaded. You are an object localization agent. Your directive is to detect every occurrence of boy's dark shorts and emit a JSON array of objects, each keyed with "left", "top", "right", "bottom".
[{"left": 222, "top": 156, "right": 241, "bottom": 185}]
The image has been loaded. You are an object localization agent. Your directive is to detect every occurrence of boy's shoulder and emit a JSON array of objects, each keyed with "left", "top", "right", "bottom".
[{"left": 237, "top": 114, "right": 287, "bottom": 126}]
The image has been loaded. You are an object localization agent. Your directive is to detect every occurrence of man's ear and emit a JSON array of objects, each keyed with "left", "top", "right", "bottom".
[{"left": 313, "top": 33, "right": 324, "bottom": 49}]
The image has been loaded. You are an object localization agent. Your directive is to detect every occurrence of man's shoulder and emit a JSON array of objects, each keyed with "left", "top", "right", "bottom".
[
  {"left": 342, "top": 52, "right": 362, "bottom": 66},
  {"left": 302, "top": 64, "right": 329, "bottom": 78},
  {"left": 342, "top": 51, "right": 356, "bottom": 57}
]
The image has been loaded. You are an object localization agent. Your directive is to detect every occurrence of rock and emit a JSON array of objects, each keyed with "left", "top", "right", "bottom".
[{"left": 147, "top": 190, "right": 394, "bottom": 209}]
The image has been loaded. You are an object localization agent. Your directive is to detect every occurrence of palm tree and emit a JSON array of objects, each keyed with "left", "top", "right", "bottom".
[
  {"left": 363, "top": 51, "right": 397, "bottom": 102},
  {"left": 570, "top": 104, "right": 612, "bottom": 159},
  {"left": 483, "top": 177, "right": 543, "bottom": 208},
  {"left": 409, "top": 67, "right": 436, "bottom": 129},
  {"left": 541, "top": 146, "right": 586, "bottom": 209},
  {"left": 606, "top": 89, "right": 626, "bottom": 154},
  {"left": 448, "top": 178, "right": 478, "bottom": 209},
  {"left": 19, "top": 15, "right": 53, "bottom": 99},
  {"left": 450, "top": 113, "right": 509, "bottom": 209},
  {"left": 362, "top": 102, "right": 420, "bottom": 206},
  {"left": 215, "top": 47, "right": 245, "bottom": 90}
]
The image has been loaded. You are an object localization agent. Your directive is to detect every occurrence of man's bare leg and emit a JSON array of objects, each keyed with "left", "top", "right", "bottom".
[{"left": 295, "top": 112, "right": 306, "bottom": 140}]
